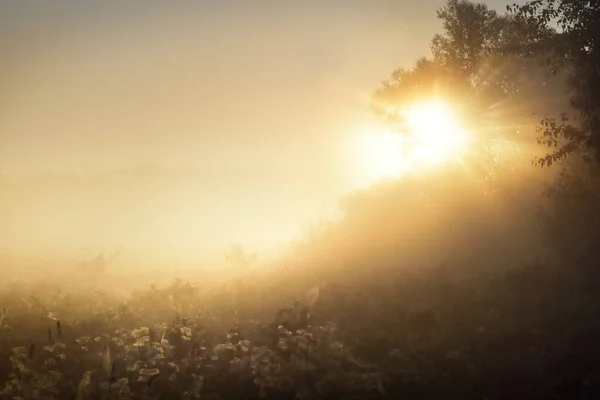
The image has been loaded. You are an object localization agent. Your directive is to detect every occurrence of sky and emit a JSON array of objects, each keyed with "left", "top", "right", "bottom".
[{"left": 0, "top": 0, "right": 516, "bottom": 266}]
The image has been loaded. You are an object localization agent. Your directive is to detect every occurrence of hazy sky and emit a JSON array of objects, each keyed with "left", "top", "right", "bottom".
[{"left": 1, "top": 0, "right": 515, "bottom": 264}]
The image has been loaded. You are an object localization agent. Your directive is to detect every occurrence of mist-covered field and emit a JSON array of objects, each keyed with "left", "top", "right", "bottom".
[
  {"left": 2, "top": 159, "right": 600, "bottom": 399},
  {"left": 3, "top": 0, "right": 600, "bottom": 398}
]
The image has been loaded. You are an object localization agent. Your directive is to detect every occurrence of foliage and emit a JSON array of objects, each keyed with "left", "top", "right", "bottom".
[
  {"left": 224, "top": 245, "right": 258, "bottom": 270},
  {"left": 371, "top": 0, "right": 600, "bottom": 265},
  {"left": 4, "top": 254, "right": 600, "bottom": 399},
  {"left": 78, "top": 248, "right": 123, "bottom": 276},
  {"left": 372, "top": 0, "right": 598, "bottom": 174},
  {"left": 2, "top": 1, "right": 600, "bottom": 399},
  {"left": 372, "top": 0, "right": 561, "bottom": 183},
  {"left": 507, "top": 0, "right": 600, "bottom": 165}
]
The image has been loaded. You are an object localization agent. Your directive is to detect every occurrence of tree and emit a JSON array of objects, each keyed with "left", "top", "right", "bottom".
[
  {"left": 507, "top": 0, "right": 600, "bottom": 165},
  {"left": 432, "top": 0, "right": 521, "bottom": 72},
  {"left": 223, "top": 244, "right": 258, "bottom": 270},
  {"left": 78, "top": 247, "right": 123, "bottom": 275},
  {"left": 372, "top": 0, "right": 556, "bottom": 180},
  {"left": 370, "top": 0, "right": 600, "bottom": 265}
]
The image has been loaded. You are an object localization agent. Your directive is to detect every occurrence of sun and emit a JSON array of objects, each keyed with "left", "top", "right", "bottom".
[
  {"left": 403, "top": 100, "right": 469, "bottom": 166},
  {"left": 352, "top": 100, "right": 469, "bottom": 185}
]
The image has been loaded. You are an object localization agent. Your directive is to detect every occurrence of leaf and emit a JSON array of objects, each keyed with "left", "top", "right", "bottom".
[
  {"left": 43, "top": 342, "right": 65, "bottom": 353},
  {"left": 102, "top": 345, "right": 111, "bottom": 373},
  {"left": 185, "top": 374, "right": 204, "bottom": 398},
  {"left": 76, "top": 371, "right": 92, "bottom": 400},
  {"left": 76, "top": 336, "right": 91, "bottom": 346},
  {"left": 46, "top": 311, "right": 58, "bottom": 321},
  {"left": 138, "top": 368, "right": 160, "bottom": 382},
  {"left": 304, "top": 285, "right": 321, "bottom": 306}
]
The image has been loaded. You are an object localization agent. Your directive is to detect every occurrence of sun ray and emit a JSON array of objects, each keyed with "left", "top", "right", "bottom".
[
  {"left": 401, "top": 100, "right": 470, "bottom": 167},
  {"left": 352, "top": 99, "right": 473, "bottom": 186}
]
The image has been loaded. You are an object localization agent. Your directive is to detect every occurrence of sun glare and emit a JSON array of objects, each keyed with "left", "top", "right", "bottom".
[
  {"left": 404, "top": 101, "right": 469, "bottom": 166},
  {"left": 352, "top": 100, "right": 469, "bottom": 186},
  {"left": 356, "top": 129, "right": 409, "bottom": 182}
]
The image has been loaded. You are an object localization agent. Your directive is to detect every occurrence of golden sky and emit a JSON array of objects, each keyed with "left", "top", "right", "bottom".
[{"left": 0, "top": 0, "right": 514, "bottom": 265}]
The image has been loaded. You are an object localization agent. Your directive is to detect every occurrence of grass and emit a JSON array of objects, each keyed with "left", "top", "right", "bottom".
[{"left": 1, "top": 256, "right": 600, "bottom": 399}]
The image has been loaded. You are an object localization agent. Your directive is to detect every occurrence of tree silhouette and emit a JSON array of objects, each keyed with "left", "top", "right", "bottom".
[
  {"left": 223, "top": 244, "right": 258, "bottom": 270},
  {"left": 78, "top": 247, "right": 123, "bottom": 275},
  {"left": 507, "top": 0, "right": 600, "bottom": 165},
  {"left": 370, "top": 0, "right": 600, "bottom": 266},
  {"left": 372, "top": 0, "right": 558, "bottom": 181}
]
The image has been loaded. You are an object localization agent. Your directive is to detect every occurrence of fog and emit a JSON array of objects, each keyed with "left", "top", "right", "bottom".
[
  {"left": 4, "top": 0, "right": 600, "bottom": 398},
  {"left": 0, "top": 165, "right": 338, "bottom": 266},
  {"left": 0, "top": 0, "right": 460, "bottom": 280}
]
